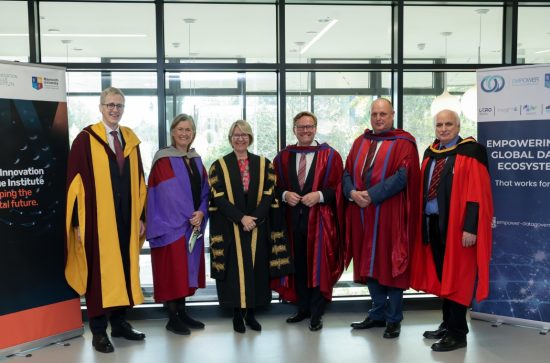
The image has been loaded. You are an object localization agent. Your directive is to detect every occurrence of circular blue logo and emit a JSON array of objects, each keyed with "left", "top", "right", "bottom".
[{"left": 481, "top": 75, "right": 505, "bottom": 92}]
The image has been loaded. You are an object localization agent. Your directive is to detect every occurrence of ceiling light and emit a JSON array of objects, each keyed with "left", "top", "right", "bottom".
[
  {"left": 43, "top": 33, "right": 146, "bottom": 38},
  {"left": 301, "top": 19, "right": 338, "bottom": 54},
  {"left": 430, "top": 32, "right": 461, "bottom": 116},
  {"left": 535, "top": 49, "right": 550, "bottom": 54}
]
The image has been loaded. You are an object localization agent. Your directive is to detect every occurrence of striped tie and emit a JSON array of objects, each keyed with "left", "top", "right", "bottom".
[
  {"left": 427, "top": 156, "right": 446, "bottom": 200},
  {"left": 297, "top": 153, "right": 307, "bottom": 190},
  {"left": 361, "top": 140, "right": 378, "bottom": 181},
  {"left": 110, "top": 130, "right": 125, "bottom": 175}
]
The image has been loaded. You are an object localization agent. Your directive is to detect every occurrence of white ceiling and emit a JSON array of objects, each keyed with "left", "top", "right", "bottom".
[{"left": 1, "top": 2, "right": 549, "bottom": 64}]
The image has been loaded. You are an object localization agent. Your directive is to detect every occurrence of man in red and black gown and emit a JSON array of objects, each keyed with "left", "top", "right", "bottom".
[
  {"left": 410, "top": 109, "right": 493, "bottom": 352},
  {"left": 344, "top": 98, "right": 420, "bottom": 339},
  {"left": 272, "top": 111, "right": 345, "bottom": 331}
]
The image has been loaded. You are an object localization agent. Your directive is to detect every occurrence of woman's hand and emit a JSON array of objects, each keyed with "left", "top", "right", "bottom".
[
  {"left": 190, "top": 211, "right": 204, "bottom": 230},
  {"left": 241, "top": 215, "right": 258, "bottom": 232}
]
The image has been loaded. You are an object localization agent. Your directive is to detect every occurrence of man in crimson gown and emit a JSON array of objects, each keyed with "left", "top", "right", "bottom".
[
  {"left": 272, "top": 111, "right": 345, "bottom": 332},
  {"left": 344, "top": 98, "right": 420, "bottom": 339},
  {"left": 410, "top": 109, "right": 493, "bottom": 352},
  {"left": 65, "top": 87, "right": 147, "bottom": 353}
]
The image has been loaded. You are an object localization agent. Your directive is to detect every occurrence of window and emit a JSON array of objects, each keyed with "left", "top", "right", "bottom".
[
  {"left": 40, "top": 2, "right": 156, "bottom": 63},
  {"left": 164, "top": 3, "right": 276, "bottom": 64},
  {"left": 404, "top": 5, "right": 503, "bottom": 64},
  {"left": 518, "top": 6, "right": 550, "bottom": 64},
  {"left": 285, "top": 4, "right": 391, "bottom": 63},
  {"left": 0, "top": 1, "right": 29, "bottom": 62}
]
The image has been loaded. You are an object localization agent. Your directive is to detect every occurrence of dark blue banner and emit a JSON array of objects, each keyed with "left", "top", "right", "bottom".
[{"left": 475, "top": 119, "right": 550, "bottom": 322}]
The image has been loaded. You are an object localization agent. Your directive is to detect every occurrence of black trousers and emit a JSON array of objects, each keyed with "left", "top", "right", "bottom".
[
  {"left": 428, "top": 215, "right": 469, "bottom": 339},
  {"left": 88, "top": 308, "right": 127, "bottom": 335},
  {"left": 292, "top": 212, "right": 326, "bottom": 319}
]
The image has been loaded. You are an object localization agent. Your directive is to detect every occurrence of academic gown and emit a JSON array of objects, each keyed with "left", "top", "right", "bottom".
[
  {"left": 272, "top": 143, "right": 345, "bottom": 302},
  {"left": 146, "top": 148, "right": 210, "bottom": 302},
  {"left": 65, "top": 122, "right": 146, "bottom": 318},
  {"left": 209, "top": 152, "right": 290, "bottom": 309},
  {"left": 344, "top": 129, "right": 420, "bottom": 289},
  {"left": 410, "top": 138, "right": 493, "bottom": 306}
]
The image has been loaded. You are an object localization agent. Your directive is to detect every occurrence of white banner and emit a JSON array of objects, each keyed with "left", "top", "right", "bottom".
[{"left": 0, "top": 61, "right": 66, "bottom": 102}]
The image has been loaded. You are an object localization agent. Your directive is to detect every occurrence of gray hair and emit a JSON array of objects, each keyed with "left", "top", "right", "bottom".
[
  {"left": 434, "top": 109, "right": 461, "bottom": 127},
  {"left": 170, "top": 113, "right": 196, "bottom": 149}
]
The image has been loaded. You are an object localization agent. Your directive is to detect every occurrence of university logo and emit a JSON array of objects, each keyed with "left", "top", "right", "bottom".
[
  {"left": 32, "top": 76, "right": 43, "bottom": 90},
  {"left": 545, "top": 74, "right": 550, "bottom": 89},
  {"left": 480, "top": 75, "right": 505, "bottom": 93},
  {"left": 521, "top": 104, "right": 537, "bottom": 115}
]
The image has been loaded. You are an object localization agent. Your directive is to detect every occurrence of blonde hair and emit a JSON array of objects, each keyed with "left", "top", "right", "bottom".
[
  {"left": 293, "top": 111, "right": 317, "bottom": 126},
  {"left": 228, "top": 120, "right": 254, "bottom": 146},
  {"left": 100, "top": 86, "right": 125, "bottom": 105}
]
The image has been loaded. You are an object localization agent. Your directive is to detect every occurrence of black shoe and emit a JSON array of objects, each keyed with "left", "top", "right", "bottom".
[
  {"left": 350, "top": 317, "right": 386, "bottom": 329},
  {"left": 92, "top": 333, "right": 114, "bottom": 353},
  {"left": 233, "top": 315, "right": 246, "bottom": 333},
  {"left": 383, "top": 322, "right": 401, "bottom": 339},
  {"left": 309, "top": 317, "right": 323, "bottom": 332},
  {"left": 423, "top": 323, "right": 447, "bottom": 339},
  {"left": 179, "top": 312, "right": 205, "bottom": 329},
  {"left": 286, "top": 310, "right": 310, "bottom": 323},
  {"left": 166, "top": 317, "right": 191, "bottom": 335},
  {"left": 431, "top": 335, "right": 467, "bottom": 352},
  {"left": 245, "top": 316, "right": 262, "bottom": 331},
  {"left": 111, "top": 321, "right": 146, "bottom": 341}
]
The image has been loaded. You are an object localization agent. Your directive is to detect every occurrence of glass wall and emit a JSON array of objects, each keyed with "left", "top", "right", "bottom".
[
  {"left": 164, "top": 3, "right": 276, "bottom": 63},
  {"left": 285, "top": 4, "right": 391, "bottom": 63},
  {"left": 39, "top": 2, "right": 156, "bottom": 63},
  {"left": 7, "top": 0, "right": 549, "bottom": 302},
  {"left": 0, "top": 1, "right": 29, "bottom": 62},
  {"left": 404, "top": 5, "right": 503, "bottom": 64},
  {"left": 518, "top": 6, "right": 550, "bottom": 64}
]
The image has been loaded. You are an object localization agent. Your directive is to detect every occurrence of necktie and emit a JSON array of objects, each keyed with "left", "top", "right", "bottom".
[
  {"left": 297, "top": 153, "right": 307, "bottom": 190},
  {"left": 427, "top": 152, "right": 446, "bottom": 200},
  {"left": 110, "top": 130, "right": 125, "bottom": 175},
  {"left": 361, "top": 140, "right": 378, "bottom": 181}
]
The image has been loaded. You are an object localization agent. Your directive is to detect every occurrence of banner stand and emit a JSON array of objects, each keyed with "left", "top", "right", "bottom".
[
  {"left": 0, "top": 61, "right": 83, "bottom": 356},
  {"left": 471, "top": 311, "right": 550, "bottom": 335},
  {"left": 473, "top": 64, "right": 550, "bottom": 333},
  {"left": 1, "top": 327, "right": 84, "bottom": 358}
]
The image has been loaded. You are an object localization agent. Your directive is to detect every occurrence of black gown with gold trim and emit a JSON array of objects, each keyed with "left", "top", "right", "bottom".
[{"left": 209, "top": 151, "right": 291, "bottom": 309}]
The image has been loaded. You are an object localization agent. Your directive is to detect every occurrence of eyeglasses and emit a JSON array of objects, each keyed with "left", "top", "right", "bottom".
[
  {"left": 294, "top": 124, "right": 316, "bottom": 131},
  {"left": 102, "top": 103, "right": 125, "bottom": 111},
  {"left": 232, "top": 133, "right": 249, "bottom": 140}
]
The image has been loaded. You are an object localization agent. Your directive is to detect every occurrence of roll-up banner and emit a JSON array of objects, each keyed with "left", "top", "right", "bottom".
[
  {"left": 473, "top": 64, "right": 550, "bottom": 333},
  {"left": 0, "top": 61, "right": 82, "bottom": 356}
]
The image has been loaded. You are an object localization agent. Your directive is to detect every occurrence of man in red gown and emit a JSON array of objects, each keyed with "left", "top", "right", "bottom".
[
  {"left": 344, "top": 98, "right": 420, "bottom": 339},
  {"left": 410, "top": 109, "right": 493, "bottom": 352},
  {"left": 272, "top": 111, "right": 345, "bottom": 332}
]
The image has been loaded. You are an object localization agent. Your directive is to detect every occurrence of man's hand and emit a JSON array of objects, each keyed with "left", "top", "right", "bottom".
[
  {"left": 139, "top": 220, "right": 146, "bottom": 237},
  {"left": 285, "top": 191, "right": 302, "bottom": 207},
  {"left": 350, "top": 190, "right": 371, "bottom": 208},
  {"left": 462, "top": 231, "right": 477, "bottom": 247},
  {"left": 301, "top": 192, "right": 320, "bottom": 207},
  {"left": 74, "top": 226, "right": 81, "bottom": 241}
]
